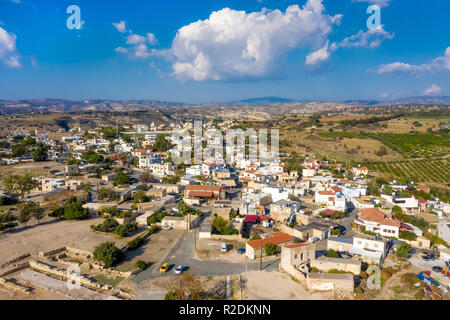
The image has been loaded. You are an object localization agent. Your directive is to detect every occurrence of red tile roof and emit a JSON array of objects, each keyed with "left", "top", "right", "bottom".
[
  {"left": 359, "top": 208, "right": 401, "bottom": 227},
  {"left": 247, "top": 232, "right": 294, "bottom": 249}
]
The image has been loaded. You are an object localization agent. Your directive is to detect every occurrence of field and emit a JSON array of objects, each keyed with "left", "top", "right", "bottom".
[
  {"left": 365, "top": 159, "right": 450, "bottom": 184},
  {"left": 364, "top": 132, "right": 450, "bottom": 158}
]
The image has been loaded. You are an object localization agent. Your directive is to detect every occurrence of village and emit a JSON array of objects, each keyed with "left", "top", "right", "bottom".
[{"left": 0, "top": 119, "right": 449, "bottom": 301}]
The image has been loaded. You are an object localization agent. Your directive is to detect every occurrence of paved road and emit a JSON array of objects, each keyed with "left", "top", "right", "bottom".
[{"left": 132, "top": 230, "right": 279, "bottom": 283}]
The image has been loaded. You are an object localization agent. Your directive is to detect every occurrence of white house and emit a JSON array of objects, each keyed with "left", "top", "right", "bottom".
[{"left": 355, "top": 207, "right": 401, "bottom": 238}]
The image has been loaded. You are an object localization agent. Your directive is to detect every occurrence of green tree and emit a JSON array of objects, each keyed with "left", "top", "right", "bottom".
[
  {"left": 18, "top": 209, "right": 32, "bottom": 227},
  {"left": 113, "top": 172, "right": 131, "bottom": 186},
  {"left": 264, "top": 243, "right": 278, "bottom": 256},
  {"left": 153, "top": 134, "right": 174, "bottom": 152},
  {"left": 63, "top": 201, "right": 89, "bottom": 220},
  {"left": 32, "top": 146, "right": 48, "bottom": 162},
  {"left": 4, "top": 173, "right": 38, "bottom": 198},
  {"left": 93, "top": 242, "right": 124, "bottom": 268},
  {"left": 396, "top": 242, "right": 411, "bottom": 258},
  {"left": 135, "top": 260, "right": 147, "bottom": 270},
  {"left": 326, "top": 249, "right": 339, "bottom": 258},
  {"left": 21, "top": 201, "right": 45, "bottom": 224}
]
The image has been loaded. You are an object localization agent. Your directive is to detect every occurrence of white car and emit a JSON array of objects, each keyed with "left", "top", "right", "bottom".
[{"left": 174, "top": 265, "right": 184, "bottom": 275}]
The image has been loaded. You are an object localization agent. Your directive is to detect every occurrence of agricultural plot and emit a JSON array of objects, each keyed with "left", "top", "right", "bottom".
[
  {"left": 365, "top": 133, "right": 450, "bottom": 158},
  {"left": 365, "top": 159, "right": 450, "bottom": 184}
]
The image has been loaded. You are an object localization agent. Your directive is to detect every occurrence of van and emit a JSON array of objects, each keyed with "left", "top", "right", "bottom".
[{"left": 221, "top": 243, "right": 227, "bottom": 252}]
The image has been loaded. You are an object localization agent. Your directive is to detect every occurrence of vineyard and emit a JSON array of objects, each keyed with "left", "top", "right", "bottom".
[
  {"left": 365, "top": 159, "right": 450, "bottom": 184},
  {"left": 364, "top": 132, "right": 450, "bottom": 158}
]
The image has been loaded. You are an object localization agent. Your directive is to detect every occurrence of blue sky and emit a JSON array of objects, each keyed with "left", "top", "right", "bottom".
[{"left": 0, "top": 0, "right": 449, "bottom": 103}]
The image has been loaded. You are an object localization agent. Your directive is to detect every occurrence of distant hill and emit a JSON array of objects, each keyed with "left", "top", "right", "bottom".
[
  {"left": 225, "top": 96, "right": 303, "bottom": 106},
  {"left": 0, "top": 95, "right": 448, "bottom": 114},
  {"left": 376, "top": 96, "right": 450, "bottom": 106}
]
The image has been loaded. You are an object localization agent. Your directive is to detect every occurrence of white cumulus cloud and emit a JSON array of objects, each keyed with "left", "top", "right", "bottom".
[
  {"left": 0, "top": 26, "right": 21, "bottom": 68},
  {"left": 114, "top": 21, "right": 158, "bottom": 59},
  {"left": 163, "top": 1, "right": 341, "bottom": 81},
  {"left": 375, "top": 46, "right": 450, "bottom": 76},
  {"left": 306, "top": 41, "right": 330, "bottom": 68},
  {"left": 113, "top": 21, "right": 127, "bottom": 33},
  {"left": 423, "top": 84, "right": 442, "bottom": 95}
]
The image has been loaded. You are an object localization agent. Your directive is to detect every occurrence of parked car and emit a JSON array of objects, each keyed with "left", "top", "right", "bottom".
[
  {"left": 221, "top": 242, "right": 228, "bottom": 252},
  {"left": 237, "top": 248, "right": 245, "bottom": 254},
  {"left": 423, "top": 255, "right": 433, "bottom": 261},
  {"left": 174, "top": 265, "right": 184, "bottom": 275},
  {"left": 159, "top": 263, "right": 169, "bottom": 273},
  {"left": 432, "top": 266, "right": 443, "bottom": 273}
]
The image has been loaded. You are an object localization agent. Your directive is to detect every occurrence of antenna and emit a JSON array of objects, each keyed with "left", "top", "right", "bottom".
[{"left": 115, "top": 117, "right": 118, "bottom": 136}]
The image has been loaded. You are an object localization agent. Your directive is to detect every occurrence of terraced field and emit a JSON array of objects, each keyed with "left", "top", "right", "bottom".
[
  {"left": 365, "top": 159, "right": 450, "bottom": 184},
  {"left": 364, "top": 132, "right": 450, "bottom": 158}
]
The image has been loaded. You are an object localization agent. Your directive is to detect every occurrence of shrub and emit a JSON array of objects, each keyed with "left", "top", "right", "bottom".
[
  {"left": 0, "top": 222, "right": 19, "bottom": 231},
  {"left": 264, "top": 243, "right": 278, "bottom": 256},
  {"left": 0, "top": 211, "right": 14, "bottom": 223},
  {"left": 91, "top": 218, "right": 119, "bottom": 232},
  {"left": 49, "top": 207, "right": 65, "bottom": 218},
  {"left": 326, "top": 249, "right": 339, "bottom": 258},
  {"left": 63, "top": 201, "right": 89, "bottom": 220},
  {"left": 127, "top": 236, "right": 145, "bottom": 251},
  {"left": 93, "top": 242, "right": 124, "bottom": 268},
  {"left": 113, "top": 221, "right": 138, "bottom": 238},
  {"left": 399, "top": 230, "right": 417, "bottom": 241},
  {"left": 396, "top": 242, "right": 411, "bottom": 258},
  {"left": 147, "top": 225, "right": 160, "bottom": 235},
  {"left": 250, "top": 233, "right": 262, "bottom": 241},
  {"left": 135, "top": 260, "right": 147, "bottom": 270}
]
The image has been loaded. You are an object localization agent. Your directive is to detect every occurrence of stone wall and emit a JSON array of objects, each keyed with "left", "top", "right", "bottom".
[
  {"left": 310, "top": 256, "right": 361, "bottom": 275},
  {"left": 0, "top": 277, "right": 32, "bottom": 295},
  {"left": 306, "top": 272, "right": 354, "bottom": 292},
  {"left": 0, "top": 262, "right": 30, "bottom": 277},
  {"left": 210, "top": 234, "right": 244, "bottom": 241},
  {"left": 279, "top": 262, "right": 306, "bottom": 283}
]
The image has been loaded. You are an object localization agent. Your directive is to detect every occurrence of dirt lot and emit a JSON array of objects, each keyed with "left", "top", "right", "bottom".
[
  {"left": 0, "top": 217, "right": 129, "bottom": 264},
  {"left": 195, "top": 238, "right": 248, "bottom": 263},
  {"left": 242, "top": 270, "right": 332, "bottom": 300},
  {"left": 115, "top": 229, "right": 183, "bottom": 272}
]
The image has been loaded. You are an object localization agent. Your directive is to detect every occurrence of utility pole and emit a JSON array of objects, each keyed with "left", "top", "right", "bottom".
[{"left": 260, "top": 244, "right": 263, "bottom": 271}]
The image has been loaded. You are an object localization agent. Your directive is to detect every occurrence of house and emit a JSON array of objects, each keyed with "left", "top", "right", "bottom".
[
  {"left": 65, "top": 165, "right": 79, "bottom": 175},
  {"left": 262, "top": 185, "right": 290, "bottom": 203},
  {"left": 349, "top": 235, "right": 388, "bottom": 265},
  {"left": 199, "top": 218, "right": 212, "bottom": 239},
  {"left": 184, "top": 184, "right": 224, "bottom": 201},
  {"left": 270, "top": 199, "right": 301, "bottom": 222},
  {"left": 294, "top": 221, "right": 336, "bottom": 241},
  {"left": 352, "top": 166, "right": 368, "bottom": 176},
  {"left": 355, "top": 207, "right": 401, "bottom": 238},
  {"left": 280, "top": 242, "right": 315, "bottom": 271},
  {"left": 211, "top": 207, "right": 232, "bottom": 222},
  {"left": 438, "top": 219, "right": 450, "bottom": 245},
  {"left": 102, "top": 173, "right": 118, "bottom": 182},
  {"left": 161, "top": 214, "right": 199, "bottom": 231},
  {"left": 245, "top": 232, "right": 294, "bottom": 260}
]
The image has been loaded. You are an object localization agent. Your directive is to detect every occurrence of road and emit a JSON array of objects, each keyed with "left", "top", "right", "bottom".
[{"left": 132, "top": 230, "right": 279, "bottom": 283}]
